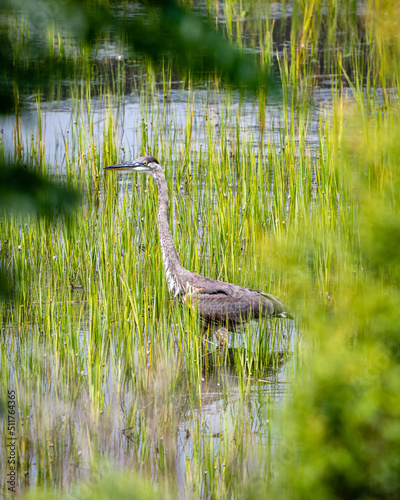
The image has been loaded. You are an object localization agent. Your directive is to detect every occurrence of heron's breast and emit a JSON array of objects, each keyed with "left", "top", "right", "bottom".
[{"left": 160, "top": 251, "right": 182, "bottom": 297}]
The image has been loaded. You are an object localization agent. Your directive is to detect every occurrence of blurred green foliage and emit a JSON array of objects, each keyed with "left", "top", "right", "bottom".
[
  {"left": 21, "top": 466, "right": 160, "bottom": 500},
  {"left": 0, "top": 164, "right": 77, "bottom": 216},
  {"left": 256, "top": 78, "right": 400, "bottom": 500},
  {"left": 0, "top": 0, "right": 265, "bottom": 114}
]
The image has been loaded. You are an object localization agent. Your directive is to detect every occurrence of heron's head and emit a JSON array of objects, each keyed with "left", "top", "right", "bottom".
[{"left": 104, "top": 155, "right": 161, "bottom": 175}]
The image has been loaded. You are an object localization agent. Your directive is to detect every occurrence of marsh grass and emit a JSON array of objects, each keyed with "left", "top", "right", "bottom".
[
  {"left": 1, "top": 0, "right": 400, "bottom": 498},
  {"left": 1, "top": 73, "right": 295, "bottom": 495}
]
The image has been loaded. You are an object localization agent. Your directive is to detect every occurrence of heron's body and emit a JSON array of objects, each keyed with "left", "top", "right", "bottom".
[{"left": 104, "top": 155, "right": 293, "bottom": 336}]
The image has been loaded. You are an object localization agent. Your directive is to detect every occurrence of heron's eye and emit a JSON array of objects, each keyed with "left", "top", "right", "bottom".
[{"left": 143, "top": 162, "right": 147, "bottom": 165}]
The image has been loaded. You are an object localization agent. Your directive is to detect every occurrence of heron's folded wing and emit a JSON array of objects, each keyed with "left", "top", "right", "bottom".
[
  {"left": 188, "top": 274, "right": 246, "bottom": 300},
  {"left": 184, "top": 291, "right": 260, "bottom": 323}
]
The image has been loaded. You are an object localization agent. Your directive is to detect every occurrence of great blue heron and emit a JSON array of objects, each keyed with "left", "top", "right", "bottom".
[{"left": 104, "top": 155, "right": 293, "bottom": 344}]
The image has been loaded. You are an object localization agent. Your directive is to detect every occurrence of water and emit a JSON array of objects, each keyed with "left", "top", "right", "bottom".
[{"left": 1, "top": 84, "right": 338, "bottom": 170}]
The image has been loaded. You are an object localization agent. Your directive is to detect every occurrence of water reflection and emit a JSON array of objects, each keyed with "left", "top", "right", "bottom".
[
  {"left": 0, "top": 87, "right": 329, "bottom": 169},
  {"left": 3, "top": 301, "right": 295, "bottom": 492}
]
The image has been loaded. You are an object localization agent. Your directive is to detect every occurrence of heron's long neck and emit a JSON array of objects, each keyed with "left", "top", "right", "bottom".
[{"left": 154, "top": 171, "right": 187, "bottom": 297}]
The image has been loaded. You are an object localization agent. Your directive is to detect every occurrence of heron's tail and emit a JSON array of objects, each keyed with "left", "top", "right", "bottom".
[{"left": 260, "top": 292, "right": 294, "bottom": 319}]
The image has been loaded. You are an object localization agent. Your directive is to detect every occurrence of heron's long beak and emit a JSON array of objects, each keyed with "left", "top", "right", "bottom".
[{"left": 103, "top": 161, "right": 150, "bottom": 172}]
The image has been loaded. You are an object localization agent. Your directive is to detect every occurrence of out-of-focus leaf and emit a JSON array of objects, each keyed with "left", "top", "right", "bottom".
[
  {"left": 0, "top": 30, "right": 75, "bottom": 114},
  {"left": 0, "top": 163, "right": 79, "bottom": 216},
  {"left": 117, "top": 2, "right": 262, "bottom": 87},
  {"left": 0, "top": 0, "right": 271, "bottom": 114},
  {"left": 0, "top": 163, "right": 79, "bottom": 299},
  {"left": 0, "top": 266, "right": 11, "bottom": 299}
]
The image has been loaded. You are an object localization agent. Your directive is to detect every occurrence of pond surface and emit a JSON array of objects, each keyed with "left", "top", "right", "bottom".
[{"left": 1, "top": 84, "right": 347, "bottom": 169}]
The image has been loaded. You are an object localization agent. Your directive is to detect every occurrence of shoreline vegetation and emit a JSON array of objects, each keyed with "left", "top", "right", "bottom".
[{"left": 1, "top": 1, "right": 399, "bottom": 498}]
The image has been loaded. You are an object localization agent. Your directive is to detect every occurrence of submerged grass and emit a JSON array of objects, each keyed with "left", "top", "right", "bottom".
[{"left": 1, "top": 0, "right": 400, "bottom": 498}]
